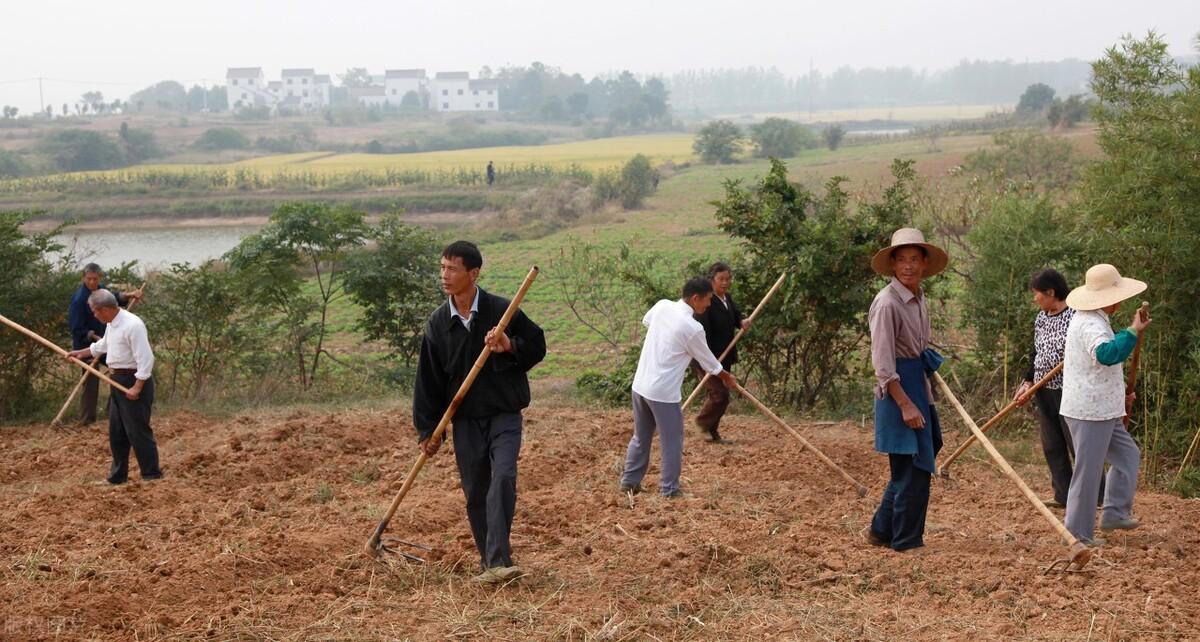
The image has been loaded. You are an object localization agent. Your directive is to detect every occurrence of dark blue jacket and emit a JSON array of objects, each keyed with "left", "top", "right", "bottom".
[{"left": 67, "top": 284, "right": 122, "bottom": 349}]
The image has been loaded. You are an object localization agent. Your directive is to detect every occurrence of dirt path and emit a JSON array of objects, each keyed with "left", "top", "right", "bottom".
[{"left": 1, "top": 401, "right": 1196, "bottom": 640}]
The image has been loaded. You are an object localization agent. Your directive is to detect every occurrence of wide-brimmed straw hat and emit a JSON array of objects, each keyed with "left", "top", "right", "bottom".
[
  {"left": 871, "top": 228, "right": 949, "bottom": 277},
  {"left": 1065, "top": 264, "right": 1147, "bottom": 311}
]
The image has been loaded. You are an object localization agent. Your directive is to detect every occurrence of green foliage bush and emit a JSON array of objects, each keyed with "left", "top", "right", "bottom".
[
  {"left": 195, "top": 127, "right": 250, "bottom": 150},
  {"left": 693, "top": 120, "right": 742, "bottom": 164},
  {"left": 749, "top": 118, "right": 816, "bottom": 158}
]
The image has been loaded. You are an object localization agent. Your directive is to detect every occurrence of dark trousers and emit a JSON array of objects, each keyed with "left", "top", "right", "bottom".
[
  {"left": 870, "top": 454, "right": 931, "bottom": 551},
  {"left": 690, "top": 364, "right": 731, "bottom": 432},
  {"left": 107, "top": 374, "right": 160, "bottom": 483},
  {"left": 79, "top": 354, "right": 107, "bottom": 424},
  {"left": 1033, "top": 387, "right": 1102, "bottom": 505},
  {"left": 452, "top": 412, "right": 522, "bottom": 570}
]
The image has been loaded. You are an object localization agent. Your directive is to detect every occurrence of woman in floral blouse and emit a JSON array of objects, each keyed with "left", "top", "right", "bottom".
[{"left": 1014, "top": 268, "right": 1077, "bottom": 508}]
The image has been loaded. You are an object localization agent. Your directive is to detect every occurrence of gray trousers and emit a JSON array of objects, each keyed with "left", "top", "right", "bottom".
[
  {"left": 452, "top": 412, "right": 522, "bottom": 570},
  {"left": 1064, "top": 416, "right": 1140, "bottom": 541},
  {"left": 621, "top": 391, "right": 684, "bottom": 495}
]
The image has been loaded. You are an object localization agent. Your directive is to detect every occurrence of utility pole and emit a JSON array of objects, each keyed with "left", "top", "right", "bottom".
[{"left": 38, "top": 77, "right": 45, "bottom": 116}]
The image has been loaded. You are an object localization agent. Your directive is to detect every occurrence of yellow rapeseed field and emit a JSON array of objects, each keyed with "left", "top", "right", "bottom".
[{"left": 129, "top": 134, "right": 697, "bottom": 176}]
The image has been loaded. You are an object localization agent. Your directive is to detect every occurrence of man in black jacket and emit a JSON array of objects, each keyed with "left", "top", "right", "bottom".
[
  {"left": 691, "top": 262, "right": 749, "bottom": 443},
  {"left": 413, "top": 241, "right": 546, "bottom": 584}
]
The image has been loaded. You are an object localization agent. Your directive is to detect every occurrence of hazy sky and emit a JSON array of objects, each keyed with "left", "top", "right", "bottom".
[{"left": 1, "top": 0, "right": 1197, "bottom": 112}]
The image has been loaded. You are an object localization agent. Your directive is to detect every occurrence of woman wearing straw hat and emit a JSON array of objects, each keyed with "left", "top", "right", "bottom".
[
  {"left": 1060, "top": 264, "right": 1151, "bottom": 545},
  {"left": 865, "top": 228, "right": 948, "bottom": 551}
]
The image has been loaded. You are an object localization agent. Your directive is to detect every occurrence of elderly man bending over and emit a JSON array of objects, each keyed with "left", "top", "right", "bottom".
[{"left": 66, "top": 289, "right": 161, "bottom": 485}]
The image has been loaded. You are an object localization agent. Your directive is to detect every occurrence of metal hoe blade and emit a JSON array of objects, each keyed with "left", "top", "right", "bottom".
[{"left": 376, "top": 537, "right": 432, "bottom": 564}]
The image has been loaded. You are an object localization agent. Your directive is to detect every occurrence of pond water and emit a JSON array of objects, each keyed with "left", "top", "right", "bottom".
[{"left": 53, "top": 224, "right": 264, "bottom": 270}]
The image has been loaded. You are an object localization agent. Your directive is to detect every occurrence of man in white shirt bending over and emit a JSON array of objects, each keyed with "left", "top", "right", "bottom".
[
  {"left": 620, "top": 277, "right": 736, "bottom": 499},
  {"left": 66, "top": 289, "right": 162, "bottom": 485}
]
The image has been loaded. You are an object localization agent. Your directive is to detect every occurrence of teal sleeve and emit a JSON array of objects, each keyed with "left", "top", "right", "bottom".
[{"left": 1094, "top": 328, "right": 1138, "bottom": 366}]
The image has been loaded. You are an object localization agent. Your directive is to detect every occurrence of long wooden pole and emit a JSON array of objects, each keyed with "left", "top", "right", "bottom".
[
  {"left": 937, "top": 362, "right": 1064, "bottom": 476},
  {"left": 1123, "top": 302, "right": 1150, "bottom": 429},
  {"left": 731, "top": 382, "right": 869, "bottom": 497},
  {"left": 365, "top": 266, "right": 539, "bottom": 558},
  {"left": 933, "top": 372, "right": 1091, "bottom": 570},
  {"left": 51, "top": 289, "right": 144, "bottom": 426},
  {"left": 682, "top": 272, "right": 787, "bottom": 409},
  {"left": 0, "top": 313, "right": 133, "bottom": 395}
]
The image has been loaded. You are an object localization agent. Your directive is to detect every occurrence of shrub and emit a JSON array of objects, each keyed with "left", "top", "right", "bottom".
[
  {"left": 693, "top": 120, "right": 742, "bottom": 164},
  {"left": 749, "top": 118, "right": 816, "bottom": 158},
  {"left": 195, "top": 127, "right": 250, "bottom": 150},
  {"left": 37, "top": 129, "right": 125, "bottom": 172}
]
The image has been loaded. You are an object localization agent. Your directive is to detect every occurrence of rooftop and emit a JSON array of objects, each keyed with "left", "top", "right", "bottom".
[
  {"left": 386, "top": 69, "right": 426, "bottom": 79},
  {"left": 226, "top": 67, "right": 263, "bottom": 78}
]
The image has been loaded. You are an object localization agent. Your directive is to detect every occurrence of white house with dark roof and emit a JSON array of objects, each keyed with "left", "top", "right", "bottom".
[
  {"left": 384, "top": 69, "right": 427, "bottom": 108},
  {"left": 431, "top": 72, "right": 472, "bottom": 111},
  {"left": 226, "top": 67, "right": 278, "bottom": 111},
  {"left": 468, "top": 79, "right": 500, "bottom": 112},
  {"left": 280, "top": 68, "right": 325, "bottom": 111},
  {"left": 348, "top": 86, "right": 387, "bottom": 109}
]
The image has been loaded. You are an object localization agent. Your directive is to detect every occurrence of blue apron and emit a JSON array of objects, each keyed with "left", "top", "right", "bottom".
[{"left": 874, "top": 348, "right": 943, "bottom": 474}]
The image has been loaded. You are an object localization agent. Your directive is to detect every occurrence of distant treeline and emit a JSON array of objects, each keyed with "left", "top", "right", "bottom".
[{"left": 667, "top": 59, "right": 1101, "bottom": 114}]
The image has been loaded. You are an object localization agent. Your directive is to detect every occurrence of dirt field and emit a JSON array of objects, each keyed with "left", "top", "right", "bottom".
[{"left": 2, "top": 399, "right": 1197, "bottom": 641}]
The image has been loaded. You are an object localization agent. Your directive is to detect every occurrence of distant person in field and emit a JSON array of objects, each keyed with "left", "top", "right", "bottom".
[
  {"left": 1012, "top": 268, "right": 1102, "bottom": 509},
  {"left": 865, "top": 228, "right": 948, "bottom": 552},
  {"left": 67, "top": 263, "right": 143, "bottom": 425},
  {"left": 1059, "top": 264, "right": 1150, "bottom": 546},
  {"left": 620, "top": 277, "right": 737, "bottom": 499},
  {"left": 690, "top": 262, "right": 750, "bottom": 444},
  {"left": 486, "top": 161, "right": 495, "bottom": 186},
  {"left": 65, "top": 289, "right": 160, "bottom": 485},
  {"left": 413, "top": 240, "right": 546, "bottom": 585}
]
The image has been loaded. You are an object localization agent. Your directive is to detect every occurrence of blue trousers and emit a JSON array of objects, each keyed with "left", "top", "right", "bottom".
[
  {"left": 452, "top": 412, "right": 522, "bottom": 570},
  {"left": 870, "top": 454, "right": 931, "bottom": 551}
]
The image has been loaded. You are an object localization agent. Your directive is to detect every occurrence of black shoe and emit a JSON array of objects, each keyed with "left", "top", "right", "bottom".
[
  {"left": 705, "top": 427, "right": 732, "bottom": 444},
  {"left": 664, "top": 489, "right": 686, "bottom": 500},
  {"left": 619, "top": 483, "right": 642, "bottom": 495},
  {"left": 142, "top": 473, "right": 164, "bottom": 482}
]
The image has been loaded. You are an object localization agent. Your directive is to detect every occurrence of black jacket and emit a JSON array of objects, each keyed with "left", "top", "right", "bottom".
[
  {"left": 694, "top": 294, "right": 744, "bottom": 369},
  {"left": 412, "top": 288, "right": 546, "bottom": 441}
]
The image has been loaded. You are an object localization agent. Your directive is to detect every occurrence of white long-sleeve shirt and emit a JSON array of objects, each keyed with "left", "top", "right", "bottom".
[
  {"left": 89, "top": 309, "right": 155, "bottom": 381},
  {"left": 631, "top": 299, "right": 724, "bottom": 403}
]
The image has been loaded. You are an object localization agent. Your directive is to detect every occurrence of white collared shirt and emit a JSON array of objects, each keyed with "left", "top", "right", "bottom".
[
  {"left": 89, "top": 309, "right": 155, "bottom": 380},
  {"left": 1060, "top": 309, "right": 1126, "bottom": 421},
  {"left": 631, "top": 299, "right": 724, "bottom": 403},
  {"left": 449, "top": 287, "right": 480, "bottom": 330}
]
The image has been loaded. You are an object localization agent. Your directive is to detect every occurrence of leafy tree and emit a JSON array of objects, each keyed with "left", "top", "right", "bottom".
[
  {"left": 339, "top": 67, "right": 373, "bottom": 88},
  {"left": 566, "top": 92, "right": 589, "bottom": 116},
  {"left": 225, "top": 202, "right": 369, "bottom": 388},
  {"left": 749, "top": 117, "right": 815, "bottom": 158},
  {"left": 81, "top": 91, "right": 104, "bottom": 113},
  {"left": 711, "top": 158, "right": 912, "bottom": 408},
  {"left": 118, "top": 122, "right": 160, "bottom": 162},
  {"left": 1047, "top": 94, "right": 1091, "bottom": 128},
  {"left": 0, "top": 149, "right": 28, "bottom": 178},
  {"left": 139, "top": 261, "right": 261, "bottom": 400},
  {"left": 400, "top": 90, "right": 421, "bottom": 109},
  {"left": 822, "top": 124, "right": 846, "bottom": 150},
  {"left": 617, "top": 154, "right": 657, "bottom": 209},
  {"left": 342, "top": 214, "right": 442, "bottom": 367},
  {"left": 1080, "top": 32, "right": 1200, "bottom": 467},
  {"left": 1016, "top": 82, "right": 1057, "bottom": 113},
  {"left": 0, "top": 211, "right": 79, "bottom": 420},
  {"left": 960, "top": 130, "right": 1080, "bottom": 193},
  {"left": 37, "top": 129, "right": 125, "bottom": 171},
  {"left": 130, "top": 81, "right": 188, "bottom": 111},
  {"left": 693, "top": 120, "right": 742, "bottom": 163},
  {"left": 194, "top": 127, "right": 249, "bottom": 150}
]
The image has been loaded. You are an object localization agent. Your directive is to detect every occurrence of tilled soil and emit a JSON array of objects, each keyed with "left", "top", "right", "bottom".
[{"left": 1, "top": 401, "right": 1197, "bottom": 641}]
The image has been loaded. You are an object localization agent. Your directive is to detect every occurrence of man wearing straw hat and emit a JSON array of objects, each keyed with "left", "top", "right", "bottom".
[
  {"left": 1060, "top": 264, "right": 1151, "bottom": 545},
  {"left": 413, "top": 241, "right": 546, "bottom": 584},
  {"left": 864, "top": 228, "right": 948, "bottom": 551},
  {"left": 65, "top": 288, "right": 160, "bottom": 485}
]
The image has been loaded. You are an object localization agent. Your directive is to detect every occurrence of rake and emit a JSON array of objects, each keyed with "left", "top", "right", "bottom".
[
  {"left": 364, "top": 266, "right": 539, "bottom": 561},
  {"left": 933, "top": 372, "right": 1092, "bottom": 574}
]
